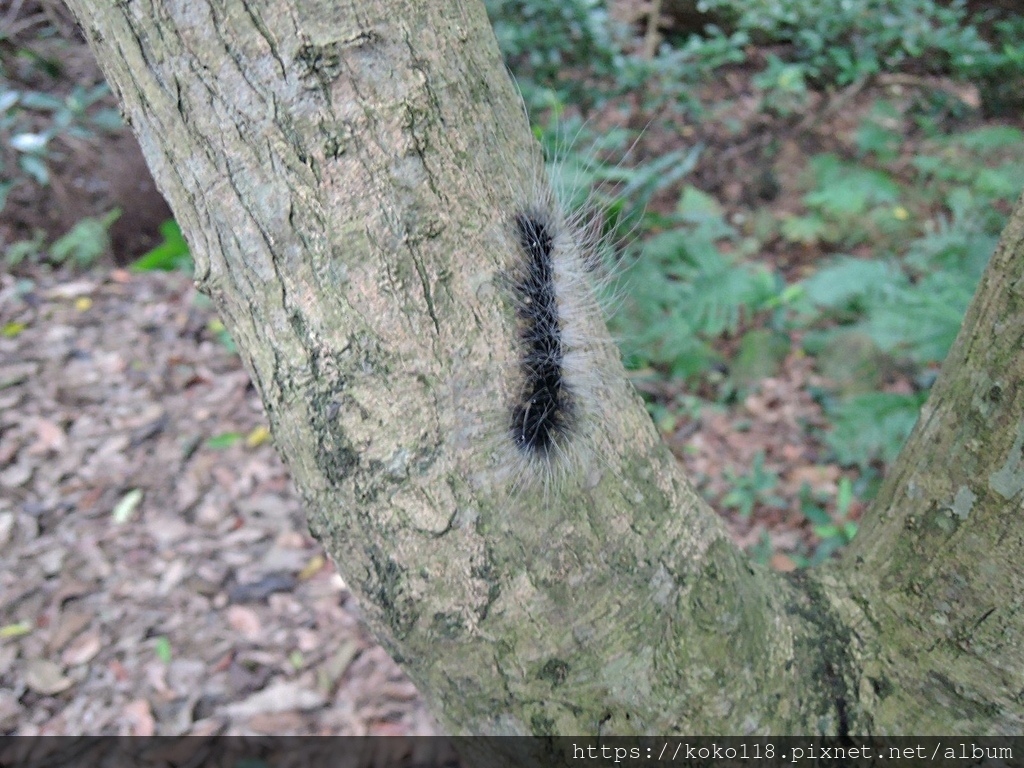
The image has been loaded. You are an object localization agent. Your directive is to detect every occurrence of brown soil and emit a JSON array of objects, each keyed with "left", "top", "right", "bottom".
[{"left": 0, "top": 268, "right": 440, "bottom": 736}]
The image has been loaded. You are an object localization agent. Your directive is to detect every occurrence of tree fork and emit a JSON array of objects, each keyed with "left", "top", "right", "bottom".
[{"left": 63, "top": 0, "right": 1024, "bottom": 736}]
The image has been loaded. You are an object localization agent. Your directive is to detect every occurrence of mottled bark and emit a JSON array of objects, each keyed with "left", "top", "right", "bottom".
[{"left": 63, "top": 0, "right": 1024, "bottom": 738}]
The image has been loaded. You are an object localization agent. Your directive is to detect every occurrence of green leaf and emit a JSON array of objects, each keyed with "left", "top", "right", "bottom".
[
  {"left": 206, "top": 432, "right": 243, "bottom": 449},
  {"left": 130, "top": 220, "right": 192, "bottom": 272},
  {"left": 677, "top": 184, "right": 723, "bottom": 219},
  {"left": 856, "top": 100, "right": 902, "bottom": 160},
  {"left": 18, "top": 91, "right": 63, "bottom": 111},
  {"left": 826, "top": 392, "right": 926, "bottom": 468},
  {"left": 18, "top": 154, "right": 49, "bottom": 185},
  {"left": 805, "top": 154, "right": 900, "bottom": 216},
  {"left": 957, "top": 126, "right": 1024, "bottom": 152},
  {"left": 780, "top": 214, "right": 827, "bottom": 244},
  {"left": 10, "top": 132, "right": 48, "bottom": 153},
  {"left": 974, "top": 165, "right": 1021, "bottom": 201},
  {"left": 5, "top": 231, "right": 46, "bottom": 266},
  {"left": 911, "top": 153, "right": 964, "bottom": 183},
  {"left": 799, "top": 485, "right": 833, "bottom": 526},
  {"left": 88, "top": 108, "right": 123, "bottom": 132},
  {"left": 0, "top": 90, "right": 19, "bottom": 112},
  {"left": 865, "top": 271, "right": 972, "bottom": 364},
  {"left": 836, "top": 477, "right": 853, "bottom": 516},
  {"left": 50, "top": 210, "right": 121, "bottom": 267},
  {"left": 154, "top": 636, "right": 172, "bottom": 664},
  {"left": 801, "top": 257, "right": 901, "bottom": 310},
  {"left": 81, "top": 83, "right": 111, "bottom": 107},
  {"left": 814, "top": 523, "right": 843, "bottom": 539},
  {"left": 0, "top": 621, "right": 32, "bottom": 638}
]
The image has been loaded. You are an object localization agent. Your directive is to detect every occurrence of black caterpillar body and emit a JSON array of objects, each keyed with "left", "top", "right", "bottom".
[{"left": 509, "top": 209, "right": 576, "bottom": 456}]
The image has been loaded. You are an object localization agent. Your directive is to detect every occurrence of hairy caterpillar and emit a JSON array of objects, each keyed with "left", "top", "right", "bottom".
[
  {"left": 484, "top": 122, "right": 628, "bottom": 499},
  {"left": 509, "top": 206, "right": 576, "bottom": 456}
]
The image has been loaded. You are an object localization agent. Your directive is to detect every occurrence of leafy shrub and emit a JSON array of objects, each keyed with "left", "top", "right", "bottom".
[
  {"left": 697, "top": 0, "right": 992, "bottom": 85},
  {"left": 722, "top": 451, "right": 786, "bottom": 519},
  {"left": 964, "top": 17, "right": 1024, "bottom": 116},
  {"left": 486, "top": 0, "right": 749, "bottom": 115},
  {"left": 615, "top": 28, "right": 749, "bottom": 116},
  {"left": 772, "top": 479, "right": 859, "bottom": 567},
  {"left": 781, "top": 153, "right": 905, "bottom": 247},
  {"left": 484, "top": 0, "right": 625, "bottom": 109},
  {"left": 615, "top": 186, "right": 780, "bottom": 379},
  {"left": 1, "top": 4, "right": 124, "bottom": 265},
  {"left": 793, "top": 118, "right": 1023, "bottom": 469},
  {"left": 1, "top": 82, "right": 122, "bottom": 214},
  {"left": 824, "top": 392, "right": 926, "bottom": 468},
  {"left": 751, "top": 55, "right": 810, "bottom": 116},
  {"left": 6, "top": 209, "right": 121, "bottom": 268}
]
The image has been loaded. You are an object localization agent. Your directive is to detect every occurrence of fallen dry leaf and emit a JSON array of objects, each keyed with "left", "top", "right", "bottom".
[
  {"left": 2, "top": 266, "right": 438, "bottom": 735},
  {"left": 770, "top": 553, "right": 799, "bottom": 572},
  {"left": 108, "top": 659, "right": 130, "bottom": 682},
  {"left": 43, "top": 280, "right": 97, "bottom": 299},
  {"left": 122, "top": 698, "right": 155, "bottom": 736},
  {"left": 0, "top": 690, "right": 23, "bottom": 731},
  {"left": 61, "top": 629, "right": 103, "bottom": 666},
  {"left": 48, "top": 610, "right": 93, "bottom": 653},
  {"left": 221, "top": 679, "right": 327, "bottom": 718},
  {"left": 25, "top": 658, "right": 74, "bottom": 695},
  {"left": 298, "top": 554, "right": 326, "bottom": 581},
  {"left": 225, "top": 605, "right": 262, "bottom": 638},
  {"left": 245, "top": 711, "right": 305, "bottom": 733},
  {"left": 28, "top": 418, "right": 67, "bottom": 454}
]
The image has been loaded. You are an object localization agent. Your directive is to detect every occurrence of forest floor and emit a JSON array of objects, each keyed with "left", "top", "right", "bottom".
[{"left": 0, "top": 268, "right": 442, "bottom": 736}]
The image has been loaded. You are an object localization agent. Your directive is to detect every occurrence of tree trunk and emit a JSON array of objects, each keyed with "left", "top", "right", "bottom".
[{"left": 63, "top": 0, "right": 1024, "bottom": 737}]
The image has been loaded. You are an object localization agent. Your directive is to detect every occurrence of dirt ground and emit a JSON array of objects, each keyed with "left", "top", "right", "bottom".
[{"left": 0, "top": 268, "right": 443, "bottom": 736}]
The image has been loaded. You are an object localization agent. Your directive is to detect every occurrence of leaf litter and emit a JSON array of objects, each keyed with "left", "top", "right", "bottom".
[{"left": 0, "top": 268, "right": 441, "bottom": 736}]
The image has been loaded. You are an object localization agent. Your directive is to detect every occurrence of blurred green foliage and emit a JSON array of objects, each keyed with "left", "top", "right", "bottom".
[
  {"left": 614, "top": 185, "right": 781, "bottom": 380},
  {"left": 0, "top": 83, "right": 120, "bottom": 200},
  {"left": 697, "top": 0, "right": 991, "bottom": 85},
  {"left": 130, "top": 220, "right": 192, "bottom": 272},
  {"left": 722, "top": 451, "right": 786, "bottom": 519},
  {"left": 2, "top": 7, "right": 123, "bottom": 265},
  {"left": 485, "top": 0, "right": 624, "bottom": 109},
  {"left": 6, "top": 209, "right": 121, "bottom": 268}
]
